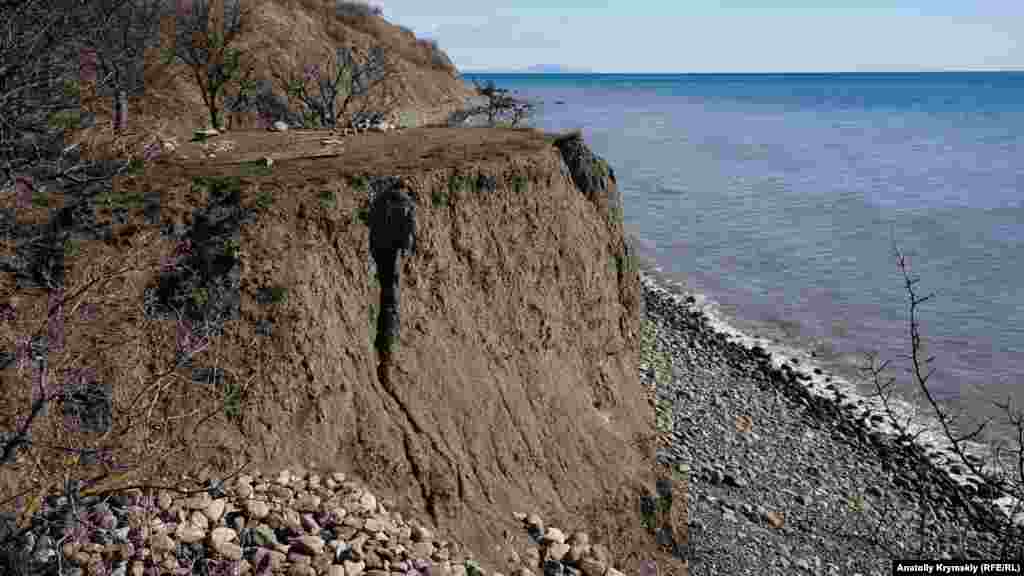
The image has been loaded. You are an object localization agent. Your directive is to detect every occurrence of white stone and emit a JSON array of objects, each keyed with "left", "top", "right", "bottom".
[
  {"left": 343, "top": 560, "right": 365, "bottom": 576},
  {"left": 209, "top": 526, "right": 237, "bottom": 548},
  {"left": 175, "top": 521, "right": 205, "bottom": 544},
  {"left": 246, "top": 499, "right": 270, "bottom": 519}
]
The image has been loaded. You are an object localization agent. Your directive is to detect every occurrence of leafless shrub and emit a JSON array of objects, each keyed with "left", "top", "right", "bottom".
[
  {"left": 157, "top": 0, "right": 259, "bottom": 131},
  {"left": 462, "top": 79, "right": 536, "bottom": 128},
  {"left": 825, "top": 226, "right": 1024, "bottom": 560},
  {"left": 269, "top": 44, "right": 398, "bottom": 129},
  {"left": 335, "top": 0, "right": 383, "bottom": 18},
  {"left": 0, "top": 1, "right": 257, "bottom": 571}
]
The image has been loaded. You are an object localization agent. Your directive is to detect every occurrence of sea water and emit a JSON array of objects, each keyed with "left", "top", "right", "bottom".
[{"left": 463, "top": 72, "right": 1024, "bottom": 517}]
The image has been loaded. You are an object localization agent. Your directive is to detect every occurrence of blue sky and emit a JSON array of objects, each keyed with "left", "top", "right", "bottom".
[{"left": 375, "top": 1, "right": 1024, "bottom": 72}]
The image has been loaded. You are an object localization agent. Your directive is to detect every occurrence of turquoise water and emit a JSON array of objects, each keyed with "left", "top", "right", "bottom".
[{"left": 463, "top": 72, "right": 1024, "bottom": 456}]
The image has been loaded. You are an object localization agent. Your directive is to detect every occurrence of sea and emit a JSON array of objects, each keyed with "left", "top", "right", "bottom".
[{"left": 462, "top": 72, "right": 1024, "bottom": 516}]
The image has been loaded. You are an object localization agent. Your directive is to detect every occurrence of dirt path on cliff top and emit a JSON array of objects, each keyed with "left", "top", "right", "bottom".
[
  {"left": 8, "top": 126, "right": 686, "bottom": 575},
  {"left": 159, "top": 126, "right": 559, "bottom": 173}
]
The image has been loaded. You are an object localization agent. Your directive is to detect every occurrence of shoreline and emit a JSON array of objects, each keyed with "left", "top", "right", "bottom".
[
  {"left": 636, "top": 261, "right": 1022, "bottom": 571},
  {"left": 636, "top": 260, "right": 1024, "bottom": 529}
]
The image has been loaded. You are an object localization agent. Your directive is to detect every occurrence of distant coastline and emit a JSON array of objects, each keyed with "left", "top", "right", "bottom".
[{"left": 465, "top": 64, "right": 594, "bottom": 74}]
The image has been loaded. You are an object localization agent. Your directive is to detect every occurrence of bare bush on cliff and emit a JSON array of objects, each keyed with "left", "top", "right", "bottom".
[
  {"left": 0, "top": 1, "right": 256, "bottom": 572},
  {"left": 827, "top": 229, "right": 1024, "bottom": 559},
  {"left": 156, "top": 0, "right": 260, "bottom": 131},
  {"left": 269, "top": 43, "right": 399, "bottom": 129},
  {"left": 456, "top": 79, "right": 537, "bottom": 128}
]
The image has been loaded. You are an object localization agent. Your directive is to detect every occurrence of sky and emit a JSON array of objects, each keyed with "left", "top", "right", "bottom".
[{"left": 374, "top": 1, "right": 1024, "bottom": 73}]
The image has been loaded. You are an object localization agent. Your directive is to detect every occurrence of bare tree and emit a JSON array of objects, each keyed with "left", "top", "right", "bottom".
[
  {"left": 0, "top": 0, "right": 154, "bottom": 194},
  {"left": 58, "top": 0, "right": 167, "bottom": 134},
  {"left": 270, "top": 44, "right": 396, "bottom": 130},
  {"left": 158, "top": 0, "right": 258, "bottom": 131},
  {"left": 463, "top": 79, "right": 536, "bottom": 127}
]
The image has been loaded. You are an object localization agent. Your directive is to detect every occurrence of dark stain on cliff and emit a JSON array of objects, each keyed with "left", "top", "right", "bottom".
[
  {"left": 368, "top": 176, "right": 417, "bottom": 367},
  {"left": 552, "top": 130, "right": 622, "bottom": 226}
]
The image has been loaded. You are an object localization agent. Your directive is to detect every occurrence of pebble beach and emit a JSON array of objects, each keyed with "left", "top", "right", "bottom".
[{"left": 637, "top": 267, "right": 1022, "bottom": 575}]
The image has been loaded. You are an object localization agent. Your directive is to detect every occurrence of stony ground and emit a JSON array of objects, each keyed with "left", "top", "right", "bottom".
[
  {"left": 637, "top": 271, "right": 1020, "bottom": 575},
  {"left": 3, "top": 466, "right": 643, "bottom": 576}
]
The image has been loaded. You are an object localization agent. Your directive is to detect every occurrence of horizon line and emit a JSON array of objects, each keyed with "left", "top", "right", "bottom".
[{"left": 459, "top": 69, "right": 1024, "bottom": 75}]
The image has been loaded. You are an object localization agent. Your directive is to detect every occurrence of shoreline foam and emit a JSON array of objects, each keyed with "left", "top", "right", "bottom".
[{"left": 637, "top": 262, "right": 1024, "bottom": 529}]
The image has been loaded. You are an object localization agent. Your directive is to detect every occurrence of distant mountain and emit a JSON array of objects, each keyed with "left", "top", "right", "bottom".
[
  {"left": 465, "top": 65, "right": 593, "bottom": 74},
  {"left": 522, "top": 64, "right": 593, "bottom": 73}
]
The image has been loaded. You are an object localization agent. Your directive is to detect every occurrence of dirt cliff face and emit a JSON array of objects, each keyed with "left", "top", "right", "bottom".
[{"left": 0, "top": 127, "right": 681, "bottom": 573}]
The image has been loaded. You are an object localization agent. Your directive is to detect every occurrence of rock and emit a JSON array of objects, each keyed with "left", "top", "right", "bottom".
[
  {"left": 578, "top": 557, "right": 606, "bottom": 576},
  {"left": 568, "top": 532, "right": 589, "bottom": 546},
  {"left": 246, "top": 499, "right": 270, "bottom": 519},
  {"left": 359, "top": 491, "right": 378, "bottom": 514},
  {"left": 586, "top": 544, "right": 610, "bottom": 565},
  {"left": 209, "top": 527, "right": 237, "bottom": 548},
  {"left": 295, "top": 493, "right": 321, "bottom": 511},
  {"left": 204, "top": 498, "right": 226, "bottom": 523},
  {"left": 566, "top": 544, "right": 590, "bottom": 564},
  {"left": 175, "top": 521, "right": 205, "bottom": 544},
  {"left": 546, "top": 542, "right": 570, "bottom": 563},
  {"left": 293, "top": 535, "right": 326, "bottom": 556},
  {"left": 301, "top": 513, "right": 321, "bottom": 533},
  {"left": 157, "top": 491, "right": 173, "bottom": 511},
  {"left": 542, "top": 528, "right": 566, "bottom": 544},
  {"left": 270, "top": 120, "right": 289, "bottom": 132},
  {"left": 412, "top": 524, "right": 434, "bottom": 542},
  {"left": 190, "top": 510, "right": 209, "bottom": 531},
  {"left": 217, "top": 541, "right": 243, "bottom": 561},
  {"left": 253, "top": 524, "right": 279, "bottom": 547},
  {"left": 344, "top": 559, "right": 366, "bottom": 576},
  {"left": 412, "top": 541, "right": 435, "bottom": 557},
  {"left": 526, "top": 514, "right": 544, "bottom": 532}
]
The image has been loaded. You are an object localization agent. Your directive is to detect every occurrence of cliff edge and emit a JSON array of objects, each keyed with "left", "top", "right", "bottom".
[{"left": 1, "top": 126, "right": 686, "bottom": 574}]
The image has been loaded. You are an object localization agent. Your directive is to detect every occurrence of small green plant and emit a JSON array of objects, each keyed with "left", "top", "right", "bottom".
[
  {"left": 191, "top": 286, "right": 209, "bottom": 308},
  {"left": 355, "top": 206, "right": 370, "bottom": 224},
  {"left": 222, "top": 379, "right": 243, "bottom": 421},
  {"left": 125, "top": 157, "right": 146, "bottom": 176},
  {"left": 60, "top": 78, "right": 81, "bottom": 100},
  {"left": 255, "top": 189, "right": 274, "bottom": 210},
  {"left": 398, "top": 110, "right": 417, "bottom": 129},
  {"left": 368, "top": 301, "right": 378, "bottom": 343},
  {"left": 192, "top": 175, "right": 241, "bottom": 198},
  {"left": 437, "top": 173, "right": 469, "bottom": 207},
  {"left": 431, "top": 188, "right": 448, "bottom": 207},
  {"left": 46, "top": 110, "right": 81, "bottom": 131},
  {"left": 30, "top": 191, "right": 48, "bottom": 208},
  {"left": 655, "top": 397, "right": 674, "bottom": 435},
  {"left": 239, "top": 159, "right": 273, "bottom": 177},
  {"left": 350, "top": 175, "right": 369, "bottom": 193},
  {"left": 639, "top": 495, "right": 656, "bottom": 531},
  {"left": 268, "top": 285, "right": 288, "bottom": 304},
  {"left": 464, "top": 560, "right": 484, "bottom": 576},
  {"left": 63, "top": 238, "right": 80, "bottom": 259},
  {"left": 98, "top": 189, "right": 146, "bottom": 210},
  {"left": 223, "top": 237, "right": 241, "bottom": 259},
  {"left": 318, "top": 189, "right": 337, "bottom": 209},
  {"left": 672, "top": 463, "right": 689, "bottom": 486},
  {"left": 847, "top": 493, "right": 866, "bottom": 514},
  {"left": 512, "top": 173, "right": 528, "bottom": 194}
]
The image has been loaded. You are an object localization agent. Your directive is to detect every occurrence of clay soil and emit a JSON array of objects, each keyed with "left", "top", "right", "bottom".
[{"left": 2, "top": 125, "right": 687, "bottom": 575}]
